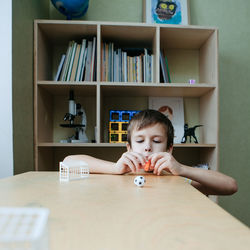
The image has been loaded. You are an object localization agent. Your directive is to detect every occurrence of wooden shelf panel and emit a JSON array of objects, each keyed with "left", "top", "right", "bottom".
[
  {"left": 37, "top": 81, "right": 97, "bottom": 96},
  {"left": 100, "top": 82, "right": 215, "bottom": 97},
  {"left": 38, "top": 142, "right": 216, "bottom": 148},
  {"left": 37, "top": 81, "right": 215, "bottom": 97}
]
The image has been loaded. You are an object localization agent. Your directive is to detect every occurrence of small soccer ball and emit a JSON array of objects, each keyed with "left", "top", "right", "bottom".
[{"left": 134, "top": 176, "right": 146, "bottom": 187}]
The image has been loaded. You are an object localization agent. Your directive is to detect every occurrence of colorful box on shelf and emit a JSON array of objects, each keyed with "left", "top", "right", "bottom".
[
  {"left": 109, "top": 110, "right": 139, "bottom": 143},
  {"left": 109, "top": 121, "right": 129, "bottom": 132},
  {"left": 109, "top": 132, "right": 128, "bottom": 143},
  {"left": 109, "top": 110, "right": 140, "bottom": 122}
]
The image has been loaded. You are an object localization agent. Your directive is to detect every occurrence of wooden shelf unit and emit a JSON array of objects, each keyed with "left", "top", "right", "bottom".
[{"left": 34, "top": 20, "right": 218, "bottom": 172}]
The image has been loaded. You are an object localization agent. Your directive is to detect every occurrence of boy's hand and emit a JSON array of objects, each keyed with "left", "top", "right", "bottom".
[
  {"left": 148, "top": 152, "right": 183, "bottom": 176},
  {"left": 115, "top": 152, "right": 146, "bottom": 174}
]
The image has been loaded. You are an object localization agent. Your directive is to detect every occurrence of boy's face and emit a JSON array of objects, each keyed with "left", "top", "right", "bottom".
[{"left": 127, "top": 123, "right": 171, "bottom": 158}]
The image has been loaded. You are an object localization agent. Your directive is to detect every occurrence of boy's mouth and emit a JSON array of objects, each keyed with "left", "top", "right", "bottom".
[{"left": 144, "top": 154, "right": 151, "bottom": 160}]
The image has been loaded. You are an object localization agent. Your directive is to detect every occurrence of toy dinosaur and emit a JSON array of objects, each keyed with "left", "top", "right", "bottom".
[{"left": 181, "top": 124, "right": 203, "bottom": 143}]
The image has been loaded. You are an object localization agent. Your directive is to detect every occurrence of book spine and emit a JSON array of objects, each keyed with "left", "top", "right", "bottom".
[
  {"left": 70, "top": 44, "right": 81, "bottom": 81},
  {"left": 79, "top": 46, "right": 87, "bottom": 81},
  {"left": 60, "top": 41, "right": 73, "bottom": 81},
  {"left": 75, "top": 39, "right": 86, "bottom": 81},
  {"left": 66, "top": 41, "right": 77, "bottom": 81},
  {"left": 54, "top": 54, "right": 66, "bottom": 81},
  {"left": 165, "top": 54, "right": 171, "bottom": 83},
  {"left": 84, "top": 40, "right": 93, "bottom": 81},
  {"left": 90, "top": 37, "right": 96, "bottom": 81}
]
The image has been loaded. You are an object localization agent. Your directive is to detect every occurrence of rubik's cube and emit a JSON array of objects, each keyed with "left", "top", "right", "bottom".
[{"left": 109, "top": 110, "right": 140, "bottom": 143}]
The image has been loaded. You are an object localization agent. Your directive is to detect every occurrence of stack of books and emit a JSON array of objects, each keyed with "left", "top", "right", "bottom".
[
  {"left": 54, "top": 37, "right": 96, "bottom": 82},
  {"left": 101, "top": 42, "right": 153, "bottom": 83}
]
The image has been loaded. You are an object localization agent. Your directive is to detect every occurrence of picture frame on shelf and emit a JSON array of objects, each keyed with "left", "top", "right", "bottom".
[
  {"left": 143, "top": 0, "right": 190, "bottom": 25},
  {"left": 148, "top": 97, "right": 184, "bottom": 144}
]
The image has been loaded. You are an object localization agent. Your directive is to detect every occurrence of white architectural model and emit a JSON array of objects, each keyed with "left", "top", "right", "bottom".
[
  {"left": 59, "top": 161, "right": 89, "bottom": 182},
  {"left": 0, "top": 207, "right": 49, "bottom": 250}
]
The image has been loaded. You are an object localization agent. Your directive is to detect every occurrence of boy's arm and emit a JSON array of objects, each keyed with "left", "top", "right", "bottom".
[
  {"left": 63, "top": 155, "right": 119, "bottom": 174},
  {"left": 63, "top": 151, "right": 145, "bottom": 175},
  {"left": 180, "top": 165, "right": 238, "bottom": 195},
  {"left": 150, "top": 152, "right": 238, "bottom": 196}
]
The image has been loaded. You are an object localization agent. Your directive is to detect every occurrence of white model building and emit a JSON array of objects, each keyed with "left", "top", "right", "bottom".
[{"left": 59, "top": 161, "right": 89, "bottom": 182}]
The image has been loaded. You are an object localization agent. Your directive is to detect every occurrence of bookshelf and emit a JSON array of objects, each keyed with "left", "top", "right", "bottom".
[{"left": 34, "top": 20, "right": 218, "bottom": 178}]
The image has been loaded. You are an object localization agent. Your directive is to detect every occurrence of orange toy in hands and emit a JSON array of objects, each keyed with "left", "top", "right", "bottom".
[{"left": 144, "top": 160, "right": 153, "bottom": 172}]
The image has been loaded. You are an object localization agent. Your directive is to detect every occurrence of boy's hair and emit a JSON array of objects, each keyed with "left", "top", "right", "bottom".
[{"left": 127, "top": 109, "right": 174, "bottom": 150}]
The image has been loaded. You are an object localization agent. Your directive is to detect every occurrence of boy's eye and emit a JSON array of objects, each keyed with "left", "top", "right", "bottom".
[
  {"left": 153, "top": 140, "right": 161, "bottom": 143},
  {"left": 136, "top": 140, "right": 144, "bottom": 143}
]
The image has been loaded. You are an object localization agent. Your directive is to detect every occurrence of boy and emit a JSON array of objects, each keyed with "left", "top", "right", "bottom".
[{"left": 63, "top": 109, "right": 237, "bottom": 196}]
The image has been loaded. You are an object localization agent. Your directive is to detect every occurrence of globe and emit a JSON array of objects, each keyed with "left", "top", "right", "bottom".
[{"left": 51, "top": 0, "right": 89, "bottom": 20}]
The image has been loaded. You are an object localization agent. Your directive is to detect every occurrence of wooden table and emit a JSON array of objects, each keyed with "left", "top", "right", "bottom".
[{"left": 0, "top": 172, "right": 249, "bottom": 250}]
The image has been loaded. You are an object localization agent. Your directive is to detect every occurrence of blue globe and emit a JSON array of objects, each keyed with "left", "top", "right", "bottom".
[{"left": 51, "top": 0, "right": 89, "bottom": 20}]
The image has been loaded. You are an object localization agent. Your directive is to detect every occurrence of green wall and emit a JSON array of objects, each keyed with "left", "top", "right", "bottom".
[
  {"left": 12, "top": 0, "right": 49, "bottom": 174},
  {"left": 13, "top": 0, "right": 250, "bottom": 227},
  {"left": 49, "top": 0, "right": 142, "bottom": 22},
  {"left": 190, "top": 0, "right": 250, "bottom": 228}
]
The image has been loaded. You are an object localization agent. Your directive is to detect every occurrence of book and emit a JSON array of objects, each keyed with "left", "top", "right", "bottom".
[
  {"left": 70, "top": 44, "right": 81, "bottom": 81},
  {"left": 124, "top": 51, "right": 127, "bottom": 82},
  {"left": 148, "top": 97, "right": 184, "bottom": 144},
  {"left": 113, "top": 50, "right": 119, "bottom": 82},
  {"left": 66, "top": 42, "right": 77, "bottom": 81},
  {"left": 118, "top": 48, "right": 122, "bottom": 82},
  {"left": 54, "top": 54, "right": 65, "bottom": 81},
  {"left": 105, "top": 43, "right": 109, "bottom": 81},
  {"left": 60, "top": 41, "right": 73, "bottom": 81},
  {"left": 160, "top": 50, "right": 169, "bottom": 83},
  {"left": 101, "top": 42, "right": 104, "bottom": 81},
  {"left": 164, "top": 53, "right": 171, "bottom": 83},
  {"left": 90, "top": 37, "right": 96, "bottom": 81},
  {"left": 75, "top": 39, "right": 87, "bottom": 81},
  {"left": 144, "top": 48, "right": 147, "bottom": 82},
  {"left": 151, "top": 54, "right": 154, "bottom": 83},
  {"left": 84, "top": 40, "right": 93, "bottom": 81},
  {"left": 79, "top": 47, "right": 87, "bottom": 81},
  {"left": 110, "top": 42, "right": 114, "bottom": 82}
]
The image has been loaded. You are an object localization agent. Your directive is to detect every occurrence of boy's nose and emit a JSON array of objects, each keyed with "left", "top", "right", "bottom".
[{"left": 145, "top": 145, "right": 152, "bottom": 152}]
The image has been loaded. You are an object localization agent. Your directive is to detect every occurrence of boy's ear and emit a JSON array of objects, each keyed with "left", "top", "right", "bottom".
[
  {"left": 167, "top": 145, "right": 173, "bottom": 154},
  {"left": 126, "top": 143, "right": 131, "bottom": 152}
]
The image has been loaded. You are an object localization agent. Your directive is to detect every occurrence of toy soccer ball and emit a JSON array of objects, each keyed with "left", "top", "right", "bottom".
[{"left": 134, "top": 176, "right": 146, "bottom": 187}]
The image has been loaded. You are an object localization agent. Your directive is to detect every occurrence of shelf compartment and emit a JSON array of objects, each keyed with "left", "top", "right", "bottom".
[
  {"left": 160, "top": 26, "right": 218, "bottom": 84},
  {"left": 173, "top": 147, "right": 217, "bottom": 171},
  {"left": 35, "top": 21, "right": 98, "bottom": 81},
  {"left": 36, "top": 84, "right": 97, "bottom": 144},
  {"left": 99, "top": 83, "right": 217, "bottom": 145}
]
